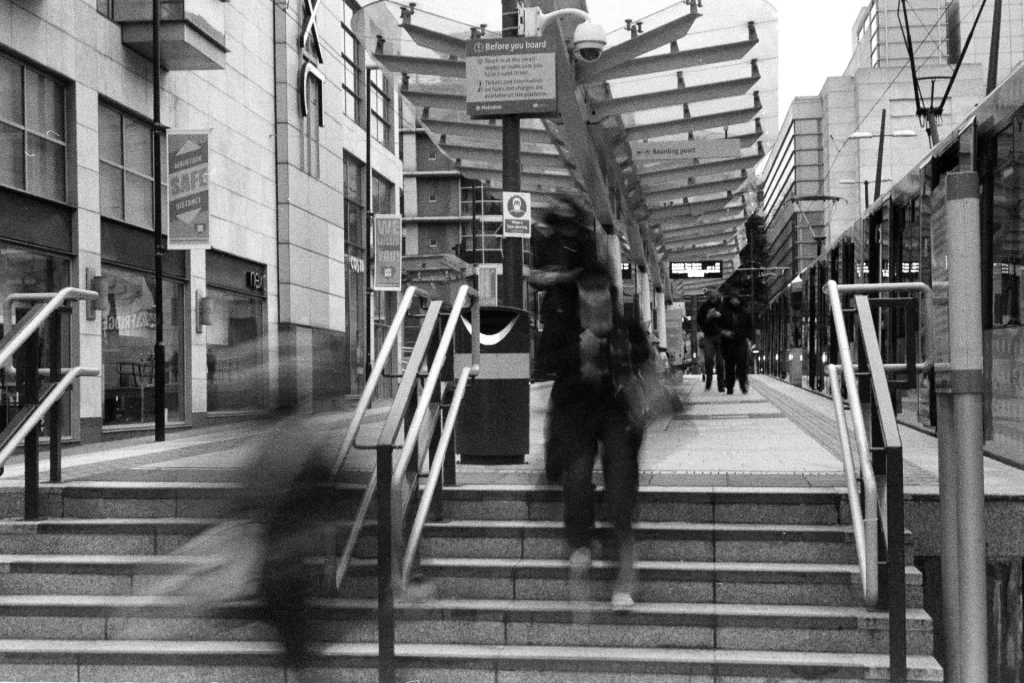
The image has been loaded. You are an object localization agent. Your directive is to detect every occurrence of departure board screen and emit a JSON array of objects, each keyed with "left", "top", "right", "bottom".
[{"left": 669, "top": 261, "right": 723, "bottom": 279}]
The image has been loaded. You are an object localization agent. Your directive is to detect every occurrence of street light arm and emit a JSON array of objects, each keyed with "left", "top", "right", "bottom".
[{"left": 520, "top": 6, "right": 591, "bottom": 36}]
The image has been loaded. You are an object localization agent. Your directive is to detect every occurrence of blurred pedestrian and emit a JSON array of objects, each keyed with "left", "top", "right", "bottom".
[
  {"left": 696, "top": 288, "right": 725, "bottom": 392},
  {"left": 529, "top": 197, "right": 599, "bottom": 483},
  {"left": 719, "top": 291, "right": 753, "bottom": 395}
]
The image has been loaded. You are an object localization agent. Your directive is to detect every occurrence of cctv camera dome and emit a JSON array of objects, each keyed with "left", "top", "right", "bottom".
[{"left": 572, "top": 20, "right": 606, "bottom": 63}]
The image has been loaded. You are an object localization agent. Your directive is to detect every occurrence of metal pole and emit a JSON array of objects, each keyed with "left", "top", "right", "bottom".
[
  {"left": 376, "top": 443, "right": 395, "bottom": 683},
  {"left": 937, "top": 392, "right": 961, "bottom": 682},
  {"left": 152, "top": 0, "right": 166, "bottom": 442},
  {"left": 365, "top": 65, "right": 375, "bottom": 394},
  {"left": 22, "top": 330, "right": 40, "bottom": 520},
  {"left": 47, "top": 312, "right": 62, "bottom": 483},
  {"left": 987, "top": 0, "right": 1003, "bottom": 94},
  {"left": 874, "top": 109, "right": 886, "bottom": 201},
  {"left": 945, "top": 171, "right": 987, "bottom": 683},
  {"left": 500, "top": 0, "right": 523, "bottom": 308},
  {"left": 863, "top": 180, "right": 870, "bottom": 210},
  {"left": 472, "top": 179, "right": 480, "bottom": 290}
]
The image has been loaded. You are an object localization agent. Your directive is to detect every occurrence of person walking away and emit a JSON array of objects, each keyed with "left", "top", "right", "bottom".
[
  {"left": 696, "top": 289, "right": 725, "bottom": 391},
  {"left": 719, "top": 292, "right": 753, "bottom": 395},
  {"left": 529, "top": 197, "right": 599, "bottom": 483}
]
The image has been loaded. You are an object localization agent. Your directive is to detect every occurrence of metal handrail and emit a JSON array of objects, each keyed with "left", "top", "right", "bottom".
[
  {"left": 831, "top": 281, "right": 934, "bottom": 374},
  {"left": 825, "top": 280, "right": 879, "bottom": 607},
  {"left": 332, "top": 285, "right": 432, "bottom": 477},
  {"left": 389, "top": 284, "right": 480, "bottom": 491},
  {"left": 825, "top": 363, "right": 878, "bottom": 605},
  {"left": 401, "top": 363, "right": 473, "bottom": 587},
  {"left": 1, "top": 288, "right": 98, "bottom": 369},
  {"left": 0, "top": 367, "right": 100, "bottom": 470}
]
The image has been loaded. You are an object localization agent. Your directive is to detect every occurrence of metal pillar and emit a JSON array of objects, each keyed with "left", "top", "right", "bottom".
[
  {"left": 47, "top": 312, "right": 62, "bottom": 483},
  {"left": 366, "top": 65, "right": 377, "bottom": 394},
  {"left": 151, "top": 0, "right": 166, "bottom": 442},
  {"left": 656, "top": 290, "right": 668, "bottom": 349},
  {"left": 500, "top": 0, "right": 523, "bottom": 308},
  {"left": 376, "top": 442, "right": 396, "bottom": 683},
  {"left": 937, "top": 393, "right": 961, "bottom": 682},
  {"left": 874, "top": 109, "right": 886, "bottom": 201},
  {"left": 943, "top": 171, "right": 987, "bottom": 683}
]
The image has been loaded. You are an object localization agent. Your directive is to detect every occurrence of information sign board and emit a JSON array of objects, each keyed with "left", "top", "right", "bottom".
[
  {"left": 167, "top": 130, "right": 211, "bottom": 249},
  {"left": 465, "top": 37, "right": 557, "bottom": 118},
  {"left": 502, "top": 191, "right": 531, "bottom": 238},
  {"left": 632, "top": 139, "right": 741, "bottom": 163},
  {"left": 669, "top": 261, "right": 723, "bottom": 279},
  {"left": 372, "top": 214, "right": 403, "bottom": 292}
]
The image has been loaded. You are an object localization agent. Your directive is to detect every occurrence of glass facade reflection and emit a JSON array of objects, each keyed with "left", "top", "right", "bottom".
[
  {"left": 206, "top": 287, "right": 267, "bottom": 413},
  {"left": 101, "top": 266, "right": 184, "bottom": 425}
]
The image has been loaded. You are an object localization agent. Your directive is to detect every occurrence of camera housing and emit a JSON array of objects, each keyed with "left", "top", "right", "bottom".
[{"left": 572, "top": 21, "right": 607, "bottom": 62}]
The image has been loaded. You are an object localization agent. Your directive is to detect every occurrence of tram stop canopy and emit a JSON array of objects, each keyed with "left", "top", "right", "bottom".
[{"left": 354, "top": 0, "right": 776, "bottom": 299}]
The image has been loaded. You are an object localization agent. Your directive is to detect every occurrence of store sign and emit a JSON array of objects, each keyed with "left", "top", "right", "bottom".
[
  {"left": 167, "top": 130, "right": 211, "bottom": 249},
  {"left": 502, "top": 191, "right": 531, "bottom": 238},
  {"left": 465, "top": 37, "right": 557, "bottom": 119},
  {"left": 102, "top": 311, "right": 156, "bottom": 332},
  {"left": 372, "top": 214, "right": 403, "bottom": 292},
  {"left": 669, "top": 261, "right": 723, "bottom": 279},
  {"left": 245, "top": 271, "right": 266, "bottom": 292},
  {"left": 632, "top": 139, "right": 741, "bottom": 163}
]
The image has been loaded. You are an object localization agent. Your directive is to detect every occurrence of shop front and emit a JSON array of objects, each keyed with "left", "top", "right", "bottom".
[
  {"left": 100, "top": 221, "right": 187, "bottom": 429},
  {"left": 204, "top": 251, "right": 268, "bottom": 414}
]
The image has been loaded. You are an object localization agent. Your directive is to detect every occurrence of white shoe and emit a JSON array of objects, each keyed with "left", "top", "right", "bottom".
[{"left": 611, "top": 591, "right": 635, "bottom": 611}]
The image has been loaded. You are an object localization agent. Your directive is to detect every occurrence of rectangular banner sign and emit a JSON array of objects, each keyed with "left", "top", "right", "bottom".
[
  {"left": 632, "top": 139, "right": 741, "bottom": 163},
  {"left": 669, "top": 261, "right": 723, "bottom": 279},
  {"left": 466, "top": 37, "right": 557, "bottom": 119},
  {"left": 372, "top": 214, "right": 403, "bottom": 292},
  {"left": 167, "top": 130, "right": 211, "bottom": 249}
]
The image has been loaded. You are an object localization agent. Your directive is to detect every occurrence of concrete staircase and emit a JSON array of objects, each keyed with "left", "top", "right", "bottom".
[{"left": 0, "top": 481, "right": 944, "bottom": 681}]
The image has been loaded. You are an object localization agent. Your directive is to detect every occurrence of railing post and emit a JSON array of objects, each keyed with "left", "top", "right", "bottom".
[
  {"left": 47, "top": 310, "right": 63, "bottom": 483},
  {"left": 887, "top": 440, "right": 907, "bottom": 683},
  {"left": 21, "top": 329, "right": 41, "bottom": 521},
  {"left": 376, "top": 443, "right": 395, "bottom": 683}
]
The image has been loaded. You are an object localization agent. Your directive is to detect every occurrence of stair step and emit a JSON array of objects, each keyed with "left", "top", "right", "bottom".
[
  {"left": 419, "top": 519, "right": 860, "bottom": 563},
  {"left": 0, "top": 595, "right": 936, "bottom": 655},
  {"left": 0, "top": 639, "right": 946, "bottom": 682},
  {"left": 0, "top": 518, "right": 218, "bottom": 555},
  {"left": 343, "top": 557, "right": 924, "bottom": 608}
]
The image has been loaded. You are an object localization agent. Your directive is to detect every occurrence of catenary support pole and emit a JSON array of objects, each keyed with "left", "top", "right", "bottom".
[
  {"left": 874, "top": 109, "right": 886, "bottom": 201},
  {"left": 987, "top": 0, "right": 1003, "bottom": 94},
  {"left": 365, "top": 65, "right": 376, "bottom": 396},
  {"left": 152, "top": 0, "right": 166, "bottom": 442},
  {"left": 944, "top": 171, "right": 987, "bottom": 683},
  {"left": 937, "top": 392, "right": 961, "bottom": 683},
  {"left": 500, "top": 0, "right": 523, "bottom": 308}
]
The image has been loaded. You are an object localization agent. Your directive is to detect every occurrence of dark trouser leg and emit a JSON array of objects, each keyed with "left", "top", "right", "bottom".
[
  {"left": 722, "top": 344, "right": 738, "bottom": 393},
  {"left": 715, "top": 344, "right": 726, "bottom": 390},
  {"left": 561, "top": 400, "right": 599, "bottom": 551},
  {"left": 598, "top": 398, "right": 640, "bottom": 595},
  {"left": 701, "top": 338, "right": 714, "bottom": 389},
  {"left": 735, "top": 344, "right": 749, "bottom": 392}
]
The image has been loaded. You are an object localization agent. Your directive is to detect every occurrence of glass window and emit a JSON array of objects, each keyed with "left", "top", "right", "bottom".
[
  {"left": 370, "top": 69, "right": 393, "bottom": 150},
  {"left": 0, "top": 53, "right": 67, "bottom": 203},
  {"left": 206, "top": 288, "right": 268, "bottom": 413},
  {"left": 0, "top": 243, "right": 72, "bottom": 438},
  {"left": 372, "top": 173, "right": 394, "bottom": 214},
  {"left": 99, "top": 103, "right": 162, "bottom": 230},
  {"left": 344, "top": 154, "right": 365, "bottom": 246},
  {"left": 101, "top": 266, "right": 185, "bottom": 425},
  {"left": 301, "top": 73, "right": 321, "bottom": 178},
  {"left": 341, "top": 6, "right": 365, "bottom": 125}
]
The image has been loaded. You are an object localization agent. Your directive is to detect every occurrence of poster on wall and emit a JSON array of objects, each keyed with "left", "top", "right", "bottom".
[
  {"left": 372, "top": 214, "right": 403, "bottom": 292},
  {"left": 167, "top": 130, "right": 211, "bottom": 250}
]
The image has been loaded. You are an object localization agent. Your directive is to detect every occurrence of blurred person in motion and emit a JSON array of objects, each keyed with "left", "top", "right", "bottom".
[
  {"left": 696, "top": 288, "right": 725, "bottom": 392},
  {"left": 530, "top": 197, "right": 649, "bottom": 612},
  {"left": 529, "top": 196, "right": 599, "bottom": 483},
  {"left": 719, "top": 290, "right": 754, "bottom": 395}
]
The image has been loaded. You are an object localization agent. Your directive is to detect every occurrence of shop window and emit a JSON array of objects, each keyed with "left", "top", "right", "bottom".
[
  {"left": 0, "top": 243, "right": 72, "bottom": 438},
  {"left": 101, "top": 266, "right": 185, "bottom": 425},
  {"left": 99, "top": 103, "right": 165, "bottom": 230},
  {"left": 206, "top": 288, "right": 268, "bottom": 412},
  {"left": 0, "top": 53, "right": 67, "bottom": 203}
]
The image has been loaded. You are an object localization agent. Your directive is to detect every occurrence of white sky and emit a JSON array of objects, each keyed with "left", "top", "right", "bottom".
[{"left": 400, "top": 0, "right": 871, "bottom": 121}]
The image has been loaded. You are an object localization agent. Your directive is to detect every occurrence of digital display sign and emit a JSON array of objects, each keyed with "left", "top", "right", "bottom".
[
  {"left": 669, "top": 261, "right": 723, "bottom": 279},
  {"left": 621, "top": 262, "right": 632, "bottom": 280}
]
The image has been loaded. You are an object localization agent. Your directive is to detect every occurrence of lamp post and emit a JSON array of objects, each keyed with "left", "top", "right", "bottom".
[
  {"left": 847, "top": 122, "right": 915, "bottom": 204},
  {"left": 365, "top": 64, "right": 379, "bottom": 394},
  {"left": 152, "top": 0, "right": 166, "bottom": 442}
]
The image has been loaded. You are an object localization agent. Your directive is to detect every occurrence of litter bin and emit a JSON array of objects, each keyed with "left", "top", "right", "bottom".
[
  {"left": 788, "top": 347, "right": 804, "bottom": 387},
  {"left": 454, "top": 306, "right": 530, "bottom": 461}
]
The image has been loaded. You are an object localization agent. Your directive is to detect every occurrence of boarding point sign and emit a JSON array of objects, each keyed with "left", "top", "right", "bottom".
[{"left": 465, "top": 37, "right": 557, "bottom": 118}]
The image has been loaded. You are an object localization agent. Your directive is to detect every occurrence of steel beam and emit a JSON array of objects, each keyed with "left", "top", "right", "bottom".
[
  {"left": 639, "top": 153, "right": 764, "bottom": 187},
  {"left": 402, "top": 88, "right": 466, "bottom": 111},
  {"left": 445, "top": 144, "right": 568, "bottom": 170},
  {"left": 625, "top": 105, "right": 761, "bottom": 142},
  {"left": 579, "top": 37, "right": 758, "bottom": 84},
  {"left": 402, "top": 22, "right": 465, "bottom": 58},
  {"left": 646, "top": 174, "right": 747, "bottom": 203},
  {"left": 375, "top": 54, "right": 465, "bottom": 79},
  {"left": 590, "top": 71, "right": 760, "bottom": 120},
  {"left": 583, "top": 10, "right": 699, "bottom": 79},
  {"left": 421, "top": 118, "right": 554, "bottom": 146},
  {"left": 647, "top": 196, "right": 740, "bottom": 221}
]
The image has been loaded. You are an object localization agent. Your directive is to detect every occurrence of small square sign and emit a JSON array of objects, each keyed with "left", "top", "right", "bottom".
[{"left": 502, "top": 191, "right": 531, "bottom": 238}]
